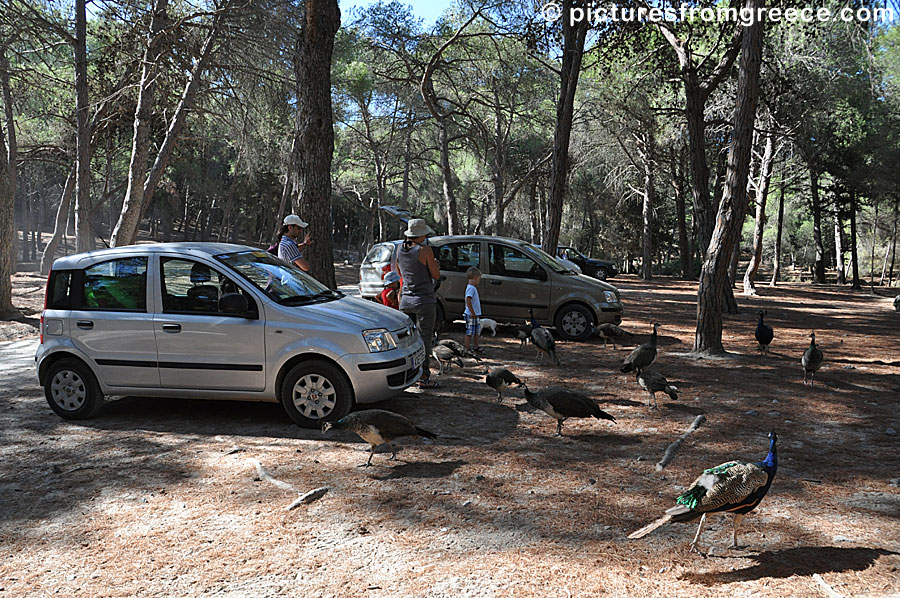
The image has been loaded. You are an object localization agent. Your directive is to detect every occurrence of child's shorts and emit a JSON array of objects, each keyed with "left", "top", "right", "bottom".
[{"left": 464, "top": 315, "right": 480, "bottom": 336}]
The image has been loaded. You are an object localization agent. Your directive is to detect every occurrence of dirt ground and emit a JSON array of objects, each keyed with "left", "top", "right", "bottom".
[{"left": 1, "top": 268, "right": 899, "bottom": 598}]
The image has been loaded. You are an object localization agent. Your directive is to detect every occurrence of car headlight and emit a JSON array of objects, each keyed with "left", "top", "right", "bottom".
[
  {"left": 603, "top": 291, "right": 618, "bottom": 304},
  {"left": 363, "top": 328, "right": 396, "bottom": 353}
]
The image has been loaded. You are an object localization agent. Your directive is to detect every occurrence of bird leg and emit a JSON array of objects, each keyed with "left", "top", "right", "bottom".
[
  {"left": 555, "top": 419, "right": 564, "bottom": 436},
  {"left": 729, "top": 513, "right": 744, "bottom": 549},
  {"left": 359, "top": 446, "right": 376, "bottom": 468},
  {"left": 649, "top": 391, "right": 658, "bottom": 409},
  {"left": 496, "top": 391, "right": 503, "bottom": 403},
  {"left": 688, "top": 513, "right": 707, "bottom": 556},
  {"left": 387, "top": 442, "right": 397, "bottom": 461}
]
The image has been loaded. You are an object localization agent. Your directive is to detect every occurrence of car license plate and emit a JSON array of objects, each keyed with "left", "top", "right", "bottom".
[{"left": 412, "top": 348, "right": 425, "bottom": 368}]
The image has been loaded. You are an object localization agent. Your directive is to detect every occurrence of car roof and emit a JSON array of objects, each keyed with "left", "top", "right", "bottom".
[
  {"left": 51, "top": 242, "right": 255, "bottom": 269},
  {"left": 429, "top": 235, "right": 532, "bottom": 246}
]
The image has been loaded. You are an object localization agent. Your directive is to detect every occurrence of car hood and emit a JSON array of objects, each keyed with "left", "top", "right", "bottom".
[
  {"left": 302, "top": 296, "right": 412, "bottom": 330},
  {"left": 561, "top": 273, "right": 618, "bottom": 294},
  {"left": 584, "top": 258, "right": 612, "bottom": 266}
]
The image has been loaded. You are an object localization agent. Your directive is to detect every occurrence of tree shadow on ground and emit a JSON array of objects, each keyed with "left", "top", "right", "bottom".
[
  {"left": 372, "top": 459, "right": 467, "bottom": 480},
  {"left": 680, "top": 546, "right": 897, "bottom": 584}
]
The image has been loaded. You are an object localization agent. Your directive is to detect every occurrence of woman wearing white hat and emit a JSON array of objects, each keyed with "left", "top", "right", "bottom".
[
  {"left": 397, "top": 218, "right": 440, "bottom": 388},
  {"left": 278, "top": 214, "right": 312, "bottom": 272}
]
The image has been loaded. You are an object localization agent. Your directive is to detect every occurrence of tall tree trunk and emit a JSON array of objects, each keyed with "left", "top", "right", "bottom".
[
  {"left": 294, "top": 0, "right": 339, "bottom": 288},
  {"left": 769, "top": 167, "right": 786, "bottom": 286},
  {"left": 809, "top": 161, "right": 826, "bottom": 283},
  {"left": 869, "top": 197, "right": 879, "bottom": 290},
  {"left": 694, "top": 0, "right": 764, "bottom": 355},
  {"left": 528, "top": 177, "right": 538, "bottom": 244},
  {"left": 849, "top": 192, "right": 860, "bottom": 290},
  {"left": 436, "top": 118, "right": 459, "bottom": 234},
  {"left": 672, "top": 149, "right": 692, "bottom": 279},
  {"left": 73, "top": 0, "right": 93, "bottom": 253},
  {"left": 640, "top": 132, "right": 655, "bottom": 280},
  {"left": 743, "top": 130, "right": 775, "bottom": 294},
  {"left": 686, "top": 85, "right": 714, "bottom": 256},
  {"left": 400, "top": 109, "right": 413, "bottom": 210},
  {"left": 543, "top": 0, "right": 588, "bottom": 255},
  {"left": 834, "top": 204, "right": 846, "bottom": 284},
  {"left": 0, "top": 107, "right": 12, "bottom": 313},
  {"left": 886, "top": 202, "right": 898, "bottom": 286},
  {"left": 0, "top": 43, "right": 17, "bottom": 296},
  {"left": 110, "top": 0, "right": 168, "bottom": 247}
]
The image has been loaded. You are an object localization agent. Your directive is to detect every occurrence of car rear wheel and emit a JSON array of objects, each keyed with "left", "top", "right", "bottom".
[
  {"left": 44, "top": 358, "right": 103, "bottom": 420},
  {"left": 554, "top": 304, "right": 594, "bottom": 341},
  {"left": 281, "top": 360, "right": 353, "bottom": 428}
]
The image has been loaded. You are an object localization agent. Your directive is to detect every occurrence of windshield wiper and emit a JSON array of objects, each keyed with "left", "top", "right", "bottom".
[
  {"left": 312, "top": 289, "right": 344, "bottom": 300},
  {"left": 280, "top": 295, "right": 317, "bottom": 306}
]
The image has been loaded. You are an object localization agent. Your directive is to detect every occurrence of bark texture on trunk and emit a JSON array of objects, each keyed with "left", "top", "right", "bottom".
[
  {"left": 640, "top": 132, "right": 655, "bottom": 280},
  {"left": 850, "top": 192, "right": 860, "bottom": 290},
  {"left": 543, "top": 0, "right": 588, "bottom": 255},
  {"left": 294, "top": 0, "right": 340, "bottom": 288},
  {"left": 834, "top": 205, "right": 846, "bottom": 284},
  {"left": 809, "top": 162, "right": 826, "bottom": 283},
  {"left": 743, "top": 130, "right": 775, "bottom": 294},
  {"left": 0, "top": 44, "right": 17, "bottom": 311},
  {"left": 110, "top": 0, "right": 168, "bottom": 247},
  {"left": 74, "top": 0, "right": 93, "bottom": 252},
  {"left": 769, "top": 168, "right": 786, "bottom": 286},
  {"left": 671, "top": 149, "right": 692, "bottom": 279},
  {"left": 694, "top": 0, "right": 764, "bottom": 355}
]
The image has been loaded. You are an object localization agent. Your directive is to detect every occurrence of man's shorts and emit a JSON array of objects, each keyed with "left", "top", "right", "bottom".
[{"left": 465, "top": 314, "right": 480, "bottom": 336}]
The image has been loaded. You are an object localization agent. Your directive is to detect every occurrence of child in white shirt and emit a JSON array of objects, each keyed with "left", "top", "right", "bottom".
[{"left": 464, "top": 267, "right": 482, "bottom": 353}]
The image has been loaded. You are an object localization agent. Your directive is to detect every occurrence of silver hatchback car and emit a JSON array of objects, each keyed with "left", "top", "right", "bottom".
[{"left": 36, "top": 243, "right": 425, "bottom": 428}]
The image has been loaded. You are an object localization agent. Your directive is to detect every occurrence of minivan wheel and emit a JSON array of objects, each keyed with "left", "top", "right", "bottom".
[
  {"left": 44, "top": 358, "right": 103, "bottom": 420},
  {"left": 554, "top": 304, "right": 594, "bottom": 341},
  {"left": 281, "top": 360, "right": 353, "bottom": 428}
]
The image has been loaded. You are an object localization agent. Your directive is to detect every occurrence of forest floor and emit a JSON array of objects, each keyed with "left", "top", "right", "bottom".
[{"left": 1, "top": 268, "right": 899, "bottom": 597}]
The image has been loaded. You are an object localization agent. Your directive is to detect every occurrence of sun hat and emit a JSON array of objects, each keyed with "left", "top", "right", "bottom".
[
  {"left": 283, "top": 214, "right": 308, "bottom": 227},
  {"left": 383, "top": 271, "right": 401, "bottom": 286},
  {"left": 403, "top": 218, "right": 434, "bottom": 238}
]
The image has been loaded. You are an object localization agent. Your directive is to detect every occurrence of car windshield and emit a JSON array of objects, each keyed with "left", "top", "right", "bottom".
[
  {"left": 520, "top": 243, "right": 568, "bottom": 273},
  {"left": 216, "top": 250, "right": 340, "bottom": 305}
]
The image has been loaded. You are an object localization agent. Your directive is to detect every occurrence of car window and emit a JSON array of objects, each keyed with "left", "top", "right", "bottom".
[
  {"left": 216, "top": 250, "right": 337, "bottom": 305},
  {"left": 436, "top": 242, "right": 480, "bottom": 273},
  {"left": 47, "top": 270, "right": 73, "bottom": 309},
  {"left": 488, "top": 244, "right": 545, "bottom": 279},
  {"left": 364, "top": 245, "right": 393, "bottom": 264},
  {"left": 82, "top": 257, "right": 148, "bottom": 311},
  {"left": 160, "top": 258, "right": 256, "bottom": 315}
]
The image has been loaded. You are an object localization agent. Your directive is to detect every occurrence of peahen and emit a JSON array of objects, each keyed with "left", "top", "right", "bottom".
[
  {"left": 801, "top": 331, "right": 824, "bottom": 384},
  {"left": 322, "top": 409, "right": 437, "bottom": 467},
  {"left": 529, "top": 309, "right": 560, "bottom": 365},
  {"left": 621, "top": 322, "right": 659, "bottom": 374},
  {"left": 516, "top": 320, "right": 533, "bottom": 348},
  {"left": 636, "top": 369, "right": 678, "bottom": 409},
  {"left": 484, "top": 367, "right": 523, "bottom": 403},
  {"left": 435, "top": 338, "right": 481, "bottom": 361},
  {"left": 432, "top": 344, "right": 463, "bottom": 374},
  {"left": 755, "top": 311, "right": 774, "bottom": 353},
  {"left": 592, "top": 323, "right": 634, "bottom": 349},
  {"left": 522, "top": 385, "right": 615, "bottom": 436},
  {"left": 628, "top": 431, "right": 778, "bottom": 554}
]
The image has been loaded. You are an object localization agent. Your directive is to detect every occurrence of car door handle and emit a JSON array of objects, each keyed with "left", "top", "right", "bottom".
[
  {"left": 76, "top": 320, "right": 93, "bottom": 330},
  {"left": 162, "top": 323, "right": 182, "bottom": 333},
  {"left": 489, "top": 280, "right": 502, "bottom": 286}
]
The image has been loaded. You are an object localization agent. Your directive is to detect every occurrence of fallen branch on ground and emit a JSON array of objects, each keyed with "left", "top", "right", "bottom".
[
  {"left": 249, "top": 458, "right": 330, "bottom": 510},
  {"left": 656, "top": 414, "right": 706, "bottom": 471},
  {"left": 812, "top": 573, "right": 845, "bottom": 598}
]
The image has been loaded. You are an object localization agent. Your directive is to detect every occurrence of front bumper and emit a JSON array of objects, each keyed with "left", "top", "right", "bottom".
[{"left": 341, "top": 341, "right": 425, "bottom": 403}]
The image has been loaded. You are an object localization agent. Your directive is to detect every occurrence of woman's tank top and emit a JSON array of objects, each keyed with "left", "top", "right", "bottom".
[{"left": 397, "top": 242, "right": 436, "bottom": 307}]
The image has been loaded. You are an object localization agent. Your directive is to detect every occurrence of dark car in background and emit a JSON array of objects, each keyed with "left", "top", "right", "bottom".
[{"left": 556, "top": 246, "right": 618, "bottom": 280}]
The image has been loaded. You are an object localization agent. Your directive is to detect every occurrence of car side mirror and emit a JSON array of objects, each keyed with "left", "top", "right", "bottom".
[{"left": 219, "top": 292, "right": 249, "bottom": 315}]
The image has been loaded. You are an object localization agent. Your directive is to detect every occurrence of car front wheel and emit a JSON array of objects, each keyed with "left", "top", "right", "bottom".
[
  {"left": 281, "top": 360, "right": 353, "bottom": 428},
  {"left": 44, "top": 358, "right": 104, "bottom": 420},
  {"left": 554, "top": 304, "right": 594, "bottom": 341},
  {"left": 595, "top": 267, "right": 609, "bottom": 281}
]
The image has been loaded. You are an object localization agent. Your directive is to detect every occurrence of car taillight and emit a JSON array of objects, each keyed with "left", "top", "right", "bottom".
[{"left": 40, "top": 313, "right": 44, "bottom": 345}]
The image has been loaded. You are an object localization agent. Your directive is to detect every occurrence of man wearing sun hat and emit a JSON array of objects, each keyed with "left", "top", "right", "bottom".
[
  {"left": 397, "top": 218, "right": 441, "bottom": 388},
  {"left": 279, "top": 214, "right": 312, "bottom": 272}
]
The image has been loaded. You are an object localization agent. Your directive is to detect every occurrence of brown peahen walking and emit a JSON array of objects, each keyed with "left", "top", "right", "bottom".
[
  {"left": 801, "top": 332, "right": 824, "bottom": 384},
  {"left": 322, "top": 409, "right": 437, "bottom": 467},
  {"left": 628, "top": 431, "right": 778, "bottom": 555},
  {"left": 522, "top": 385, "right": 615, "bottom": 436},
  {"left": 621, "top": 322, "right": 659, "bottom": 374}
]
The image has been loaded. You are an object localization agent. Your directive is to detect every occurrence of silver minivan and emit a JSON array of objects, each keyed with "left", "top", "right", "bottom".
[
  {"left": 359, "top": 236, "right": 623, "bottom": 341},
  {"left": 35, "top": 243, "right": 425, "bottom": 428}
]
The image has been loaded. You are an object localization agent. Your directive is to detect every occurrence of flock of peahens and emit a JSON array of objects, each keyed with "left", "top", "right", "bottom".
[{"left": 322, "top": 308, "right": 829, "bottom": 555}]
